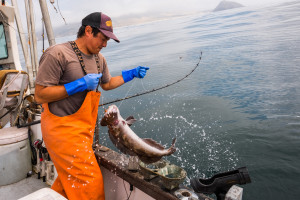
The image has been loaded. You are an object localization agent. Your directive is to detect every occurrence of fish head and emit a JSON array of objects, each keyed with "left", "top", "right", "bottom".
[{"left": 100, "top": 105, "right": 121, "bottom": 126}]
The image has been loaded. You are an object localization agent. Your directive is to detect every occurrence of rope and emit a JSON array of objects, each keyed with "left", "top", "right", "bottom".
[
  {"left": 50, "top": 0, "right": 67, "bottom": 25},
  {"left": 57, "top": 0, "right": 67, "bottom": 25},
  {"left": 0, "top": 107, "right": 14, "bottom": 120},
  {"left": 99, "top": 51, "right": 202, "bottom": 107}
]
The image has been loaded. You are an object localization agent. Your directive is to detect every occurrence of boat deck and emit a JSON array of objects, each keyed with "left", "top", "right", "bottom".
[
  {"left": 0, "top": 173, "right": 50, "bottom": 200},
  {"left": 0, "top": 145, "right": 212, "bottom": 200}
]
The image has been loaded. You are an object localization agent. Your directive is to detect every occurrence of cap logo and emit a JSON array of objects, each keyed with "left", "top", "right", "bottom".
[{"left": 106, "top": 20, "right": 112, "bottom": 27}]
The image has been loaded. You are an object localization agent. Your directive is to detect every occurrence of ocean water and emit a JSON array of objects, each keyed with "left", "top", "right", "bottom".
[{"left": 33, "top": 1, "right": 300, "bottom": 199}]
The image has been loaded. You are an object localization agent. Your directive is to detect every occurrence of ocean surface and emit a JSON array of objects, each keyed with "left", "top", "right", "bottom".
[{"left": 31, "top": 1, "right": 300, "bottom": 199}]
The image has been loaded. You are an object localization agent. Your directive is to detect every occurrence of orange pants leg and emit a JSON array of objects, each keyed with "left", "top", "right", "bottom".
[
  {"left": 44, "top": 132, "right": 105, "bottom": 200},
  {"left": 51, "top": 175, "right": 67, "bottom": 198}
]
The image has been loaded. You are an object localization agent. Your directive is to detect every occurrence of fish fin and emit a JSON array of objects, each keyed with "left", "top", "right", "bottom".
[
  {"left": 143, "top": 138, "right": 165, "bottom": 150},
  {"left": 139, "top": 155, "right": 162, "bottom": 164},
  {"left": 125, "top": 116, "right": 137, "bottom": 126}
]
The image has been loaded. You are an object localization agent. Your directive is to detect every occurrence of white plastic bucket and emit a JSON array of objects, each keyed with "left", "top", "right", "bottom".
[{"left": 0, "top": 127, "right": 31, "bottom": 186}]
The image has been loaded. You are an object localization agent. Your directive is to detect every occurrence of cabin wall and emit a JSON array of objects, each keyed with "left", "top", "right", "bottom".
[{"left": 0, "top": 5, "right": 22, "bottom": 70}]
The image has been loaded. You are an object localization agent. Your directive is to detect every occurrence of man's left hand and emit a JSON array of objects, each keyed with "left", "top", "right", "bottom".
[{"left": 122, "top": 66, "right": 150, "bottom": 83}]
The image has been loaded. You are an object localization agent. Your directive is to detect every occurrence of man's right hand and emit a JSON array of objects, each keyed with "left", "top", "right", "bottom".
[
  {"left": 64, "top": 73, "right": 102, "bottom": 96},
  {"left": 83, "top": 74, "right": 103, "bottom": 90}
]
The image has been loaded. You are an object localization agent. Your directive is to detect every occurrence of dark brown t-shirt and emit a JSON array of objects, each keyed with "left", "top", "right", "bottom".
[{"left": 36, "top": 42, "right": 111, "bottom": 116}]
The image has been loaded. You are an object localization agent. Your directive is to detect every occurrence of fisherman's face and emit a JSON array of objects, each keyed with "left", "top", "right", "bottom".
[{"left": 86, "top": 27, "right": 110, "bottom": 54}]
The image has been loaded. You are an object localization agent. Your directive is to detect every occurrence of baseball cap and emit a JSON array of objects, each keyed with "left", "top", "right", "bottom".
[{"left": 82, "top": 12, "right": 120, "bottom": 43}]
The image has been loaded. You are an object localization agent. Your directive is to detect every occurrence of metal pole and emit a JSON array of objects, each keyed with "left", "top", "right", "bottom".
[
  {"left": 39, "top": 0, "right": 55, "bottom": 46},
  {"left": 28, "top": 0, "right": 39, "bottom": 75},
  {"left": 24, "top": 0, "right": 36, "bottom": 77},
  {"left": 11, "top": 0, "right": 34, "bottom": 88}
]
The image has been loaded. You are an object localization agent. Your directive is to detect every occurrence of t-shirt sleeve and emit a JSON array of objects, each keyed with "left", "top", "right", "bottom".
[
  {"left": 100, "top": 56, "right": 112, "bottom": 84},
  {"left": 35, "top": 49, "right": 64, "bottom": 86}
]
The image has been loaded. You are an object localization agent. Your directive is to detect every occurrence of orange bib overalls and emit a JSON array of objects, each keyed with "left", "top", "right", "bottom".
[{"left": 41, "top": 41, "right": 105, "bottom": 199}]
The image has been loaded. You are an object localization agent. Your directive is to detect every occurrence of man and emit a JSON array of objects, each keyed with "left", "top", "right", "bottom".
[{"left": 35, "top": 12, "right": 149, "bottom": 200}]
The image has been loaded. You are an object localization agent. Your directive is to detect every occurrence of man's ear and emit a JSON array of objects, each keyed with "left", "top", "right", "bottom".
[{"left": 85, "top": 25, "right": 93, "bottom": 37}]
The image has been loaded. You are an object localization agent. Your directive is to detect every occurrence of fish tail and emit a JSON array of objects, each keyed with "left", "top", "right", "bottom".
[
  {"left": 167, "top": 138, "right": 177, "bottom": 155},
  {"left": 171, "top": 138, "right": 176, "bottom": 146}
]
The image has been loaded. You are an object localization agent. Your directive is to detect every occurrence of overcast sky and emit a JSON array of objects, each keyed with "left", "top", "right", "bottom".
[{"left": 7, "top": 0, "right": 294, "bottom": 30}]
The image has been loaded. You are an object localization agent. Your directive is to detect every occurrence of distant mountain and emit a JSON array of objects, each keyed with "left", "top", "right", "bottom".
[
  {"left": 53, "top": 22, "right": 80, "bottom": 38},
  {"left": 213, "top": 1, "right": 244, "bottom": 12}
]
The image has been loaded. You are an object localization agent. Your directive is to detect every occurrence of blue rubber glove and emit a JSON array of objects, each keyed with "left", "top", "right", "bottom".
[
  {"left": 64, "top": 73, "right": 102, "bottom": 96},
  {"left": 122, "top": 66, "right": 150, "bottom": 83}
]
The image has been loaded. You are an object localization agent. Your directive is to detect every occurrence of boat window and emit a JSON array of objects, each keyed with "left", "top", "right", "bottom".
[{"left": 0, "top": 22, "right": 8, "bottom": 59}]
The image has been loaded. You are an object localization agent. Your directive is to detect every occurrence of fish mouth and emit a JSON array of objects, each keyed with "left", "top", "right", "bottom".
[{"left": 104, "top": 105, "right": 119, "bottom": 116}]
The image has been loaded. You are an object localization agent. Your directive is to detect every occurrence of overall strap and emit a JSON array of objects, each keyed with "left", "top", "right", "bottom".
[
  {"left": 69, "top": 41, "right": 101, "bottom": 75},
  {"left": 94, "top": 54, "right": 101, "bottom": 73}
]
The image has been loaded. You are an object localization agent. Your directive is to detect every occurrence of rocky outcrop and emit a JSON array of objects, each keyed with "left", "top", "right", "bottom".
[{"left": 213, "top": 1, "right": 244, "bottom": 12}]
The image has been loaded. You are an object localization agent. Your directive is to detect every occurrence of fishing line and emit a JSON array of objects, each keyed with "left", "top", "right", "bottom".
[
  {"left": 118, "top": 78, "right": 136, "bottom": 109},
  {"left": 99, "top": 94, "right": 105, "bottom": 111},
  {"left": 122, "top": 180, "right": 129, "bottom": 198},
  {"left": 140, "top": 78, "right": 147, "bottom": 92},
  {"left": 98, "top": 51, "right": 203, "bottom": 107}
]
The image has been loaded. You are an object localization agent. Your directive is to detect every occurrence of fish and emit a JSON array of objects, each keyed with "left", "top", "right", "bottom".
[{"left": 100, "top": 105, "right": 176, "bottom": 163}]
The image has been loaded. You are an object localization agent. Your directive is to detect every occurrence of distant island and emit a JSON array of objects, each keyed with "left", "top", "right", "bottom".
[{"left": 213, "top": 0, "right": 244, "bottom": 12}]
